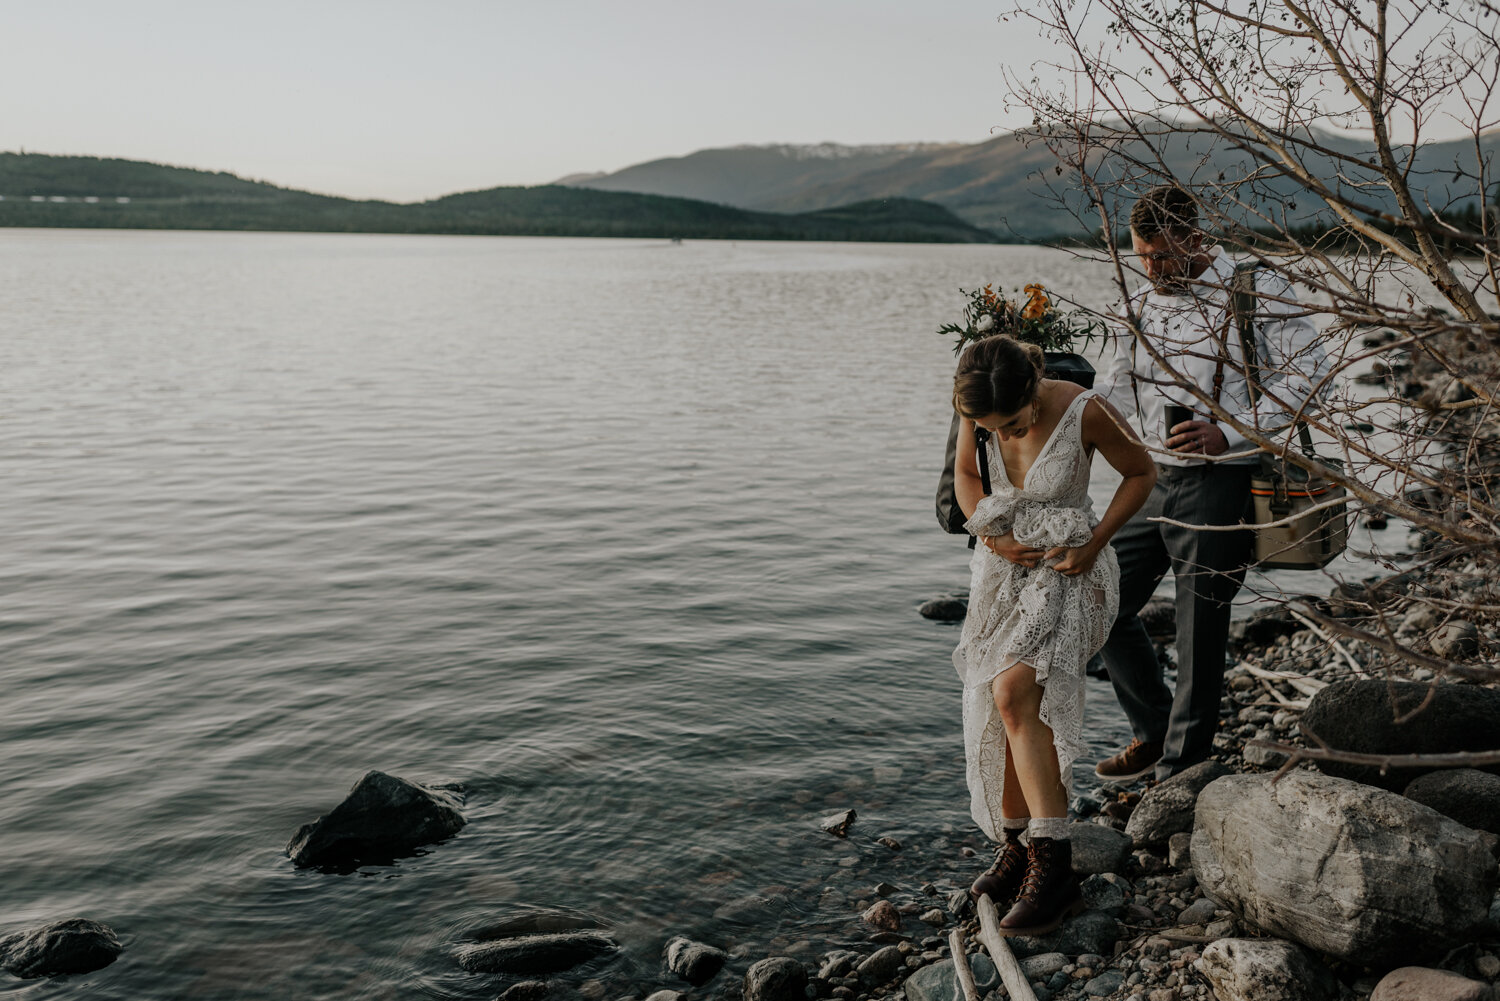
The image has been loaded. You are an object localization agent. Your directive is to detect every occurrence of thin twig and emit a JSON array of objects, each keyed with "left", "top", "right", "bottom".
[{"left": 1285, "top": 607, "right": 1372, "bottom": 679}]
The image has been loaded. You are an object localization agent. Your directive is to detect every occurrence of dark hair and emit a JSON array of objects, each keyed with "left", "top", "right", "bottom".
[
  {"left": 953, "top": 336, "right": 1045, "bottom": 419},
  {"left": 1130, "top": 185, "right": 1198, "bottom": 240}
]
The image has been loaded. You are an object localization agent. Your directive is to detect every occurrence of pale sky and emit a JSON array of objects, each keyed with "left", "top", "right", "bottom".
[{"left": 3, "top": 1, "right": 1042, "bottom": 202}]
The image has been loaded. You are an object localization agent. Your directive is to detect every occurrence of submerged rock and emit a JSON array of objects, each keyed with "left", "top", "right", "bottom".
[
  {"left": 0, "top": 918, "right": 122, "bottom": 978},
  {"left": 1193, "top": 771, "right": 1496, "bottom": 964},
  {"left": 919, "top": 596, "right": 967, "bottom": 622},
  {"left": 456, "top": 931, "right": 619, "bottom": 975},
  {"left": 468, "top": 908, "right": 603, "bottom": 940},
  {"left": 286, "top": 770, "right": 465, "bottom": 868},
  {"left": 664, "top": 936, "right": 727, "bottom": 986},
  {"left": 820, "top": 809, "right": 856, "bottom": 838}
]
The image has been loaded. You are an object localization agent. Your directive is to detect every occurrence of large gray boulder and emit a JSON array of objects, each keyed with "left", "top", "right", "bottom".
[
  {"left": 1404, "top": 768, "right": 1500, "bottom": 837},
  {"left": 1300, "top": 680, "right": 1500, "bottom": 790},
  {"left": 1197, "top": 938, "right": 1339, "bottom": 1001},
  {"left": 744, "top": 957, "right": 808, "bottom": 1001},
  {"left": 1192, "top": 772, "right": 1496, "bottom": 964},
  {"left": 287, "top": 770, "right": 465, "bottom": 868},
  {"left": 456, "top": 931, "right": 619, "bottom": 974},
  {"left": 0, "top": 918, "right": 122, "bottom": 978},
  {"left": 1126, "top": 760, "right": 1230, "bottom": 848}
]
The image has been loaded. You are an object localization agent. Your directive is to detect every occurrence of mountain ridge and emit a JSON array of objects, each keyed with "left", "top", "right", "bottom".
[{"left": 0, "top": 152, "right": 998, "bottom": 243}]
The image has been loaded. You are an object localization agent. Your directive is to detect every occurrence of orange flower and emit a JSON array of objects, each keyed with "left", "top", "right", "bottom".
[{"left": 1021, "top": 283, "right": 1049, "bottom": 320}]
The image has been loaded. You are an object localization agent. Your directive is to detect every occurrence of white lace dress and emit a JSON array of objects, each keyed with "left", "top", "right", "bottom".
[{"left": 953, "top": 390, "right": 1121, "bottom": 840}]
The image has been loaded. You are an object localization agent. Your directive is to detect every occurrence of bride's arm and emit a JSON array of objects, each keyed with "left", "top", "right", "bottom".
[
  {"left": 955, "top": 415, "right": 1043, "bottom": 567},
  {"left": 1047, "top": 397, "right": 1156, "bottom": 576}
]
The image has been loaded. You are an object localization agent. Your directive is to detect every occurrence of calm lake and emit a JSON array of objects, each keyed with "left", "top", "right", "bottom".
[{"left": 0, "top": 231, "right": 1385, "bottom": 1000}]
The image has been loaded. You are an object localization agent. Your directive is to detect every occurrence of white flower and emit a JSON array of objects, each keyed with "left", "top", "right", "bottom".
[{"left": 974, "top": 314, "right": 995, "bottom": 333}]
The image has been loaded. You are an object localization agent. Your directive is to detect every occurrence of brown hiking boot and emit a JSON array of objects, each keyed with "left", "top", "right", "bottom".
[
  {"left": 1093, "top": 738, "right": 1164, "bottom": 782},
  {"left": 997, "top": 837, "right": 1084, "bottom": 937},
  {"left": 969, "top": 827, "right": 1027, "bottom": 904}
]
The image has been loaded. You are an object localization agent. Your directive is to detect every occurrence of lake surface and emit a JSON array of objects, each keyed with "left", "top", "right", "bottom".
[{"left": 0, "top": 231, "right": 1386, "bottom": 999}]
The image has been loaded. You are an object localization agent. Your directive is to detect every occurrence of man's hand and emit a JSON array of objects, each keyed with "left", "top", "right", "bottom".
[
  {"left": 1045, "top": 541, "right": 1102, "bottom": 576},
  {"left": 983, "top": 532, "right": 1044, "bottom": 568},
  {"left": 1167, "top": 419, "right": 1228, "bottom": 456}
]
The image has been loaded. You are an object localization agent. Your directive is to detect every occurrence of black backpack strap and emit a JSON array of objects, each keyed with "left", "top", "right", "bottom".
[
  {"left": 967, "top": 427, "right": 993, "bottom": 550},
  {"left": 1233, "top": 262, "right": 1317, "bottom": 458}
]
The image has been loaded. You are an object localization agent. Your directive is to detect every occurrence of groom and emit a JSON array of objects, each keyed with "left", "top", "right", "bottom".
[{"left": 1092, "top": 184, "right": 1327, "bottom": 783}]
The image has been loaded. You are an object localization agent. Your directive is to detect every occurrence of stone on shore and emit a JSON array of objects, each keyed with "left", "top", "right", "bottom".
[
  {"left": 1404, "top": 768, "right": 1500, "bottom": 837},
  {"left": 919, "top": 597, "right": 967, "bottom": 622},
  {"left": 286, "top": 770, "right": 465, "bottom": 868},
  {"left": 1197, "top": 938, "right": 1339, "bottom": 1001},
  {"left": 0, "top": 918, "right": 123, "bottom": 978},
  {"left": 1068, "top": 821, "right": 1133, "bottom": 875},
  {"left": 1370, "top": 966, "right": 1492, "bottom": 1001},
  {"left": 1126, "top": 761, "right": 1230, "bottom": 848},
  {"left": 664, "top": 936, "right": 727, "bottom": 986},
  {"left": 904, "top": 953, "right": 998, "bottom": 1001},
  {"left": 855, "top": 945, "right": 903, "bottom": 987},
  {"left": 1192, "top": 772, "right": 1496, "bottom": 964},
  {"left": 1300, "top": 680, "right": 1500, "bottom": 790},
  {"left": 1005, "top": 910, "right": 1120, "bottom": 959},
  {"left": 455, "top": 931, "right": 619, "bottom": 975},
  {"left": 745, "top": 957, "right": 808, "bottom": 1001}
]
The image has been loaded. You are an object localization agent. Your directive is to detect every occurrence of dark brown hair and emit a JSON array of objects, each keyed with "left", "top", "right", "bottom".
[
  {"left": 952, "top": 336, "right": 1045, "bottom": 419},
  {"left": 1129, "top": 185, "right": 1198, "bottom": 240}
]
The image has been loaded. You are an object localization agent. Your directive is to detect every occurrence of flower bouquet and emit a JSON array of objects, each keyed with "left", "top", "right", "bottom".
[
  {"left": 937, "top": 283, "right": 1102, "bottom": 355},
  {"left": 937, "top": 282, "right": 1103, "bottom": 387}
]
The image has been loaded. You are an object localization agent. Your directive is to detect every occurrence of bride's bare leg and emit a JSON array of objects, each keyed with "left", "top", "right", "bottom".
[
  {"left": 1000, "top": 735, "right": 1029, "bottom": 818},
  {"left": 991, "top": 664, "right": 1067, "bottom": 818}
]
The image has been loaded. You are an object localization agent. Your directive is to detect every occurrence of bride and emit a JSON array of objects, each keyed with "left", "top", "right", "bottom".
[{"left": 951, "top": 335, "right": 1155, "bottom": 936}]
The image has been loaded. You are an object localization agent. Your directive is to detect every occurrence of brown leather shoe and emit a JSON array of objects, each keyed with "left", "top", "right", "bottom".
[
  {"left": 969, "top": 828, "right": 1027, "bottom": 904},
  {"left": 1093, "top": 738, "right": 1164, "bottom": 782},
  {"left": 997, "top": 837, "right": 1084, "bottom": 936}
]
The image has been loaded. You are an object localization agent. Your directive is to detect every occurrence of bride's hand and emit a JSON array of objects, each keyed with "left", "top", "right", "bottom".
[
  {"left": 983, "top": 532, "right": 1044, "bottom": 568},
  {"left": 1045, "top": 541, "right": 1101, "bottom": 576}
]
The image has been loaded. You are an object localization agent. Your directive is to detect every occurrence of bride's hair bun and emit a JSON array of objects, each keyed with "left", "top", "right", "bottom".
[{"left": 953, "top": 336, "right": 1045, "bottom": 419}]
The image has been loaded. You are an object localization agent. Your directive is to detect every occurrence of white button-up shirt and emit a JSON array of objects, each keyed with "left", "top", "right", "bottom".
[{"left": 1094, "top": 247, "right": 1328, "bottom": 467}]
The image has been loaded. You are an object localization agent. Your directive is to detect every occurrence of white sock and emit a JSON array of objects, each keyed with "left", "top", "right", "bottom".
[
  {"left": 1001, "top": 816, "right": 1030, "bottom": 842},
  {"left": 1027, "top": 816, "right": 1070, "bottom": 842}
]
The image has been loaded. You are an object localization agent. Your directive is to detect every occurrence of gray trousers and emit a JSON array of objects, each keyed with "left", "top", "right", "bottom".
[{"left": 1101, "top": 462, "right": 1253, "bottom": 780}]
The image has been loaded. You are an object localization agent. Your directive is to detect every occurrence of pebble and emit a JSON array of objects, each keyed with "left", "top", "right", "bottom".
[{"left": 1478, "top": 953, "right": 1500, "bottom": 978}]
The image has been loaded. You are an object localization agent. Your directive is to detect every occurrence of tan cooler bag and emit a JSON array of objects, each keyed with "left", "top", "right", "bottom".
[{"left": 1249, "top": 445, "right": 1349, "bottom": 569}]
